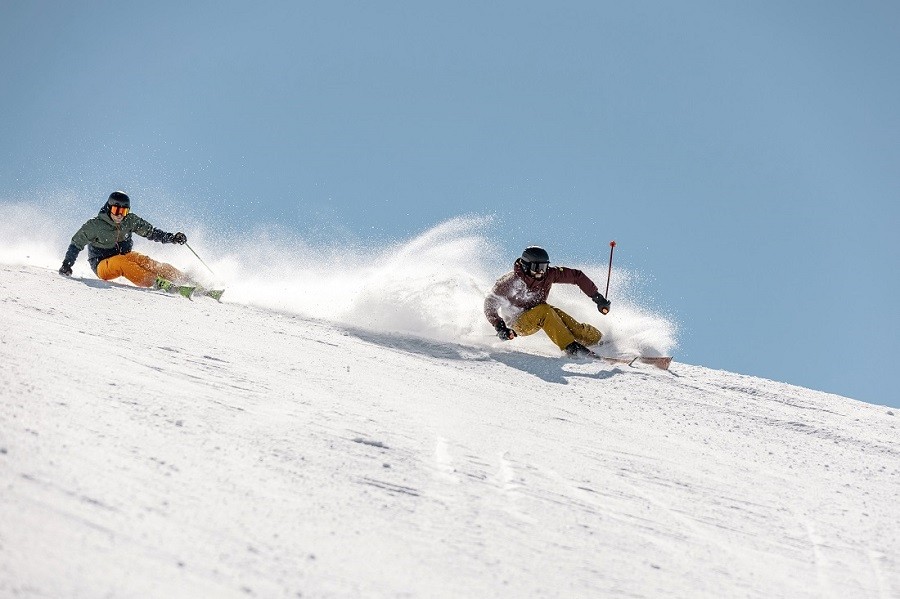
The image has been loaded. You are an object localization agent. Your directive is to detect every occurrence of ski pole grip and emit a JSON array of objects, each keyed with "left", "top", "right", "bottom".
[{"left": 600, "top": 306, "right": 609, "bottom": 315}]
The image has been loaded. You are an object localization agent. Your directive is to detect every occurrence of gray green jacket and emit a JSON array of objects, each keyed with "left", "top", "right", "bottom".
[{"left": 63, "top": 208, "right": 181, "bottom": 273}]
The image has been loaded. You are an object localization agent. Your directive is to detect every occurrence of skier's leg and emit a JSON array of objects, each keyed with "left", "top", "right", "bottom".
[
  {"left": 96, "top": 254, "right": 157, "bottom": 287},
  {"left": 553, "top": 307, "right": 602, "bottom": 346},
  {"left": 124, "top": 252, "right": 186, "bottom": 284},
  {"left": 512, "top": 304, "right": 576, "bottom": 350}
]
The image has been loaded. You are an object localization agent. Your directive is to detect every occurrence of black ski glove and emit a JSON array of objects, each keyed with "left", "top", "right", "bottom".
[
  {"left": 592, "top": 292, "right": 611, "bottom": 314},
  {"left": 59, "top": 260, "right": 73, "bottom": 276},
  {"left": 159, "top": 231, "right": 187, "bottom": 244},
  {"left": 495, "top": 320, "right": 517, "bottom": 340}
]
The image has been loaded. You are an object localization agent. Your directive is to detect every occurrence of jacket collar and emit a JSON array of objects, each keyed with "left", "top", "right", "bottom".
[
  {"left": 98, "top": 211, "right": 118, "bottom": 226},
  {"left": 98, "top": 211, "right": 132, "bottom": 226}
]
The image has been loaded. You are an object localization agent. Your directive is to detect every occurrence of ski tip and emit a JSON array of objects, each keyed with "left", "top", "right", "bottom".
[{"left": 637, "top": 356, "right": 673, "bottom": 370}]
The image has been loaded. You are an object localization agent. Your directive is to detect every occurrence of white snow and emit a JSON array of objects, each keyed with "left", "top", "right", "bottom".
[{"left": 1, "top": 258, "right": 898, "bottom": 598}]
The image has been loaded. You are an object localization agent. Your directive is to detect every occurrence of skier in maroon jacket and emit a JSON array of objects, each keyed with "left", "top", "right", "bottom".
[{"left": 484, "top": 246, "right": 611, "bottom": 357}]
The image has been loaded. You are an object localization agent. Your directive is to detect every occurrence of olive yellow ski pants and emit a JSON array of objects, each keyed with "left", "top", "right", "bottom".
[
  {"left": 96, "top": 252, "right": 184, "bottom": 288},
  {"left": 512, "top": 303, "right": 602, "bottom": 350}
]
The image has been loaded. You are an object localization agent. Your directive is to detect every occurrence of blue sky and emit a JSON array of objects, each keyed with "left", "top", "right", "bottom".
[{"left": 2, "top": 1, "right": 898, "bottom": 407}]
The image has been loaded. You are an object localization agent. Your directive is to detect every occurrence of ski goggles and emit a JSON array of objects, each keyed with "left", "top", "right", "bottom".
[
  {"left": 109, "top": 205, "right": 129, "bottom": 217},
  {"left": 527, "top": 261, "right": 549, "bottom": 275}
]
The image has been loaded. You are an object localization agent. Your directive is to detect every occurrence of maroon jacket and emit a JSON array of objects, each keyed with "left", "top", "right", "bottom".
[{"left": 484, "top": 260, "right": 599, "bottom": 327}]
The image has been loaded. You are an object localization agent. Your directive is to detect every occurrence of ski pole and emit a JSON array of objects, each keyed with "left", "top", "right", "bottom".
[
  {"left": 185, "top": 242, "right": 217, "bottom": 278},
  {"left": 602, "top": 240, "right": 616, "bottom": 315}
]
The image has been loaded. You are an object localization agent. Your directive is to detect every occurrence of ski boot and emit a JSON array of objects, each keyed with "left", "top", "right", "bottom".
[
  {"left": 153, "top": 276, "right": 195, "bottom": 299},
  {"left": 153, "top": 276, "right": 175, "bottom": 292},
  {"left": 564, "top": 341, "right": 597, "bottom": 358}
]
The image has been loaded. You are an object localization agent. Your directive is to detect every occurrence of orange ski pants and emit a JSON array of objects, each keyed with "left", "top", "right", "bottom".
[
  {"left": 96, "top": 252, "right": 184, "bottom": 288},
  {"left": 512, "top": 303, "right": 602, "bottom": 350}
]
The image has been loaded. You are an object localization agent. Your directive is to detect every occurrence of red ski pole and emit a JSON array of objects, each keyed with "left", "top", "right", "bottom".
[{"left": 601, "top": 241, "right": 616, "bottom": 314}]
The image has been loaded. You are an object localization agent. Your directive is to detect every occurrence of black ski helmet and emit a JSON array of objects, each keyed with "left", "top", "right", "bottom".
[
  {"left": 107, "top": 191, "right": 130, "bottom": 209},
  {"left": 521, "top": 246, "right": 550, "bottom": 266},
  {"left": 520, "top": 246, "right": 550, "bottom": 277}
]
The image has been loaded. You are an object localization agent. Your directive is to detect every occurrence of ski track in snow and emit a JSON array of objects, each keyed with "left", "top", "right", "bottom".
[{"left": 1, "top": 264, "right": 899, "bottom": 598}]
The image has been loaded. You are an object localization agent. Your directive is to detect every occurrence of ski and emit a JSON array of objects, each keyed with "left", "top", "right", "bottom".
[
  {"left": 201, "top": 288, "right": 225, "bottom": 302},
  {"left": 193, "top": 286, "right": 225, "bottom": 301},
  {"left": 564, "top": 340, "right": 673, "bottom": 370},
  {"left": 564, "top": 345, "right": 673, "bottom": 370},
  {"left": 597, "top": 355, "right": 673, "bottom": 370},
  {"left": 154, "top": 284, "right": 196, "bottom": 299},
  {"left": 153, "top": 277, "right": 196, "bottom": 299},
  {"left": 162, "top": 284, "right": 196, "bottom": 299},
  {"left": 153, "top": 277, "right": 225, "bottom": 301}
]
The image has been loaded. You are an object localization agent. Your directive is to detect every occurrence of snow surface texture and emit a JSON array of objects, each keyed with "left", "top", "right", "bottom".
[{"left": 1, "top": 263, "right": 898, "bottom": 599}]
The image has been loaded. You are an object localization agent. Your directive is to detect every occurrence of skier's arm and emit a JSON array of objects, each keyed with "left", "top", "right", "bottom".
[
  {"left": 553, "top": 267, "right": 610, "bottom": 313},
  {"left": 59, "top": 244, "right": 79, "bottom": 276},
  {"left": 59, "top": 222, "right": 92, "bottom": 275},
  {"left": 484, "top": 275, "right": 513, "bottom": 328},
  {"left": 484, "top": 294, "right": 515, "bottom": 339},
  {"left": 146, "top": 228, "right": 187, "bottom": 244},
  {"left": 484, "top": 293, "right": 503, "bottom": 328},
  {"left": 552, "top": 267, "right": 599, "bottom": 297},
  {"left": 130, "top": 215, "right": 187, "bottom": 245},
  {"left": 484, "top": 276, "right": 518, "bottom": 339}
]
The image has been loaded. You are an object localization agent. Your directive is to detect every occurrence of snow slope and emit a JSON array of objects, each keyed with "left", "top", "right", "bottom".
[{"left": 1, "top": 263, "right": 898, "bottom": 599}]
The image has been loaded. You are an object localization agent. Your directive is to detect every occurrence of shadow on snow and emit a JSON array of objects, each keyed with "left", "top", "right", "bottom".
[{"left": 343, "top": 327, "right": 629, "bottom": 385}]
